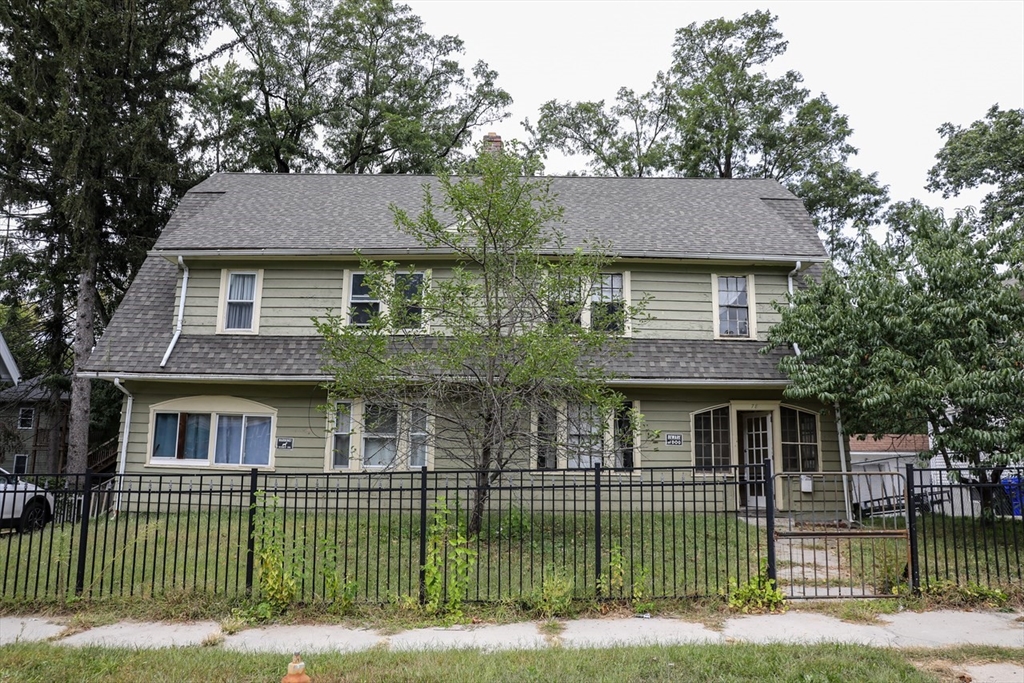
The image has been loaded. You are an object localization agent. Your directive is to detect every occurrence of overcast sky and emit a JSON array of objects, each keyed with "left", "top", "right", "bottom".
[{"left": 406, "top": 0, "right": 1024, "bottom": 215}]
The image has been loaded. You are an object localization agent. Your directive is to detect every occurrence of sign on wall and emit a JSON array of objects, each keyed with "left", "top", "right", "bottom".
[
  {"left": 665, "top": 433, "right": 683, "bottom": 447},
  {"left": 276, "top": 438, "right": 294, "bottom": 450}
]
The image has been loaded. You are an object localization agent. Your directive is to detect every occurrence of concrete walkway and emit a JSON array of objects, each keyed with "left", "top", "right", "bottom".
[{"left": 2, "top": 610, "right": 1022, "bottom": 680}]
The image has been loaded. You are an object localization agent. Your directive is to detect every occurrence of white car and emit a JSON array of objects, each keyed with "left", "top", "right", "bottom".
[{"left": 0, "top": 467, "right": 54, "bottom": 532}]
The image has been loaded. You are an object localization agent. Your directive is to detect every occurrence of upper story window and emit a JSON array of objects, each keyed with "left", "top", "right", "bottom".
[
  {"left": 349, "top": 273, "right": 380, "bottom": 326},
  {"left": 148, "top": 396, "right": 276, "bottom": 469},
  {"left": 547, "top": 271, "right": 630, "bottom": 335},
  {"left": 591, "top": 273, "right": 626, "bottom": 333},
  {"left": 780, "top": 407, "right": 819, "bottom": 472},
  {"left": 348, "top": 271, "right": 426, "bottom": 330},
  {"left": 217, "top": 270, "right": 263, "bottom": 334},
  {"left": 715, "top": 275, "right": 753, "bottom": 338},
  {"left": 18, "top": 407, "right": 34, "bottom": 430}
]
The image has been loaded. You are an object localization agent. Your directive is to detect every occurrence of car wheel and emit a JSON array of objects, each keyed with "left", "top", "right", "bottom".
[{"left": 19, "top": 500, "right": 48, "bottom": 533}]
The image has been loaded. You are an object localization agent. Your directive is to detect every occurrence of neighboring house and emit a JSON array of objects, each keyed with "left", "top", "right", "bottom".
[
  {"left": 0, "top": 329, "right": 20, "bottom": 387},
  {"left": 0, "top": 377, "right": 69, "bottom": 475},
  {"left": 850, "top": 433, "right": 930, "bottom": 473},
  {"left": 80, "top": 171, "right": 848, "bottom": 510}
]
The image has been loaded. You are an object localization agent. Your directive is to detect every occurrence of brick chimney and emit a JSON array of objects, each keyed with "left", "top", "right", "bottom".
[{"left": 482, "top": 131, "right": 503, "bottom": 153}]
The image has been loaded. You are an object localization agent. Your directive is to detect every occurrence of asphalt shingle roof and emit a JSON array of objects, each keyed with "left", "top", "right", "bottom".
[
  {"left": 84, "top": 256, "right": 791, "bottom": 382},
  {"left": 154, "top": 174, "right": 826, "bottom": 260}
]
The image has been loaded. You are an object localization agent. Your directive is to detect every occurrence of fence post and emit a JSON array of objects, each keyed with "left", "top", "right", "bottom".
[
  {"left": 905, "top": 463, "right": 921, "bottom": 594},
  {"left": 418, "top": 465, "right": 429, "bottom": 605},
  {"left": 594, "top": 462, "right": 602, "bottom": 597},
  {"left": 763, "top": 459, "right": 777, "bottom": 585},
  {"left": 245, "top": 468, "right": 258, "bottom": 596},
  {"left": 74, "top": 468, "right": 94, "bottom": 596}
]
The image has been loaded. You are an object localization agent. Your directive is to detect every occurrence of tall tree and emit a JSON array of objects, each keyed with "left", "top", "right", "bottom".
[
  {"left": 527, "top": 10, "right": 887, "bottom": 263},
  {"left": 766, "top": 203, "right": 1024, "bottom": 517},
  {"left": 0, "top": 0, "right": 220, "bottom": 472},
  {"left": 927, "top": 105, "right": 1024, "bottom": 229},
  {"left": 316, "top": 145, "right": 647, "bottom": 533},
  {"left": 208, "top": 0, "right": 512, "bottom": 174}
]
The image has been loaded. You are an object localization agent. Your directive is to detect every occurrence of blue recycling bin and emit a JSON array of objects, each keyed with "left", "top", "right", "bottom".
[{"left": 1003, "top": 476, "right": 1023, "bottom": 517}]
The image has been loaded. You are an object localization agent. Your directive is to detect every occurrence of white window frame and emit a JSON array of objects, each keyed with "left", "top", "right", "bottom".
[
  {"left": 324, "top": 399, "right": 433, "bottom": 472},
  {"left": 344, "top": 269, "right": 429, "bottom": 332},
  {"left": 530, "top": 400, "right": 641, "bottom": 471},
  {"left": 582, "top": 271, "right": 632, "bottom": 337},
  {"left": 216, "top": 269, "right": 264, "bottom": 334},
  {"left": 779, "top": 405, "right": 822, "bottom": 473},
  {"left": 711, "top": 273, "right": 756, "bottom": 340},
  {"left": 146, "top": 396, "right": 277, "bottom": 470},
  {"left": 12, "top": 454, "right": 28, "bottom": 475},
  {"left": 17, "top": 407, "right": 34, "bottom": 430},
  {"left": 690, "top": 404, "right": 733, "bottom": 470}
]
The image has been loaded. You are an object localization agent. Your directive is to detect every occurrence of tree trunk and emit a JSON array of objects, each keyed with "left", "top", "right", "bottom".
[
  {"left": 66, "top": 249, "right": 97, "bottom": 473},
  {"left": 977, "top": 467, "right": 1005, "bottom": 525},
  {"left": 468, "top": 468, "right": 490, "bottom": 537}
]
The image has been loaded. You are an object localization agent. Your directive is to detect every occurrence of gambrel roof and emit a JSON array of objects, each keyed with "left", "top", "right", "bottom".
[{"left": 154, "top": 174, "right": 826, "bottom": 262}]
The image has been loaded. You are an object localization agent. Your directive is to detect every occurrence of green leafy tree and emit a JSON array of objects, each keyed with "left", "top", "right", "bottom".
[
  {"left": 527, "top": 10, "right": 887, "bottom": 263},
  {"left": 766, "top": 202, "right": 1024, "bottom": 518},
  {"left": 928, "top": 105, "right": 1024, "bottom": 228},
  {"left": 0, "top": 0, "right": 220, "bottom": 471},
  {"left": 210, "top": 0, "right": 512, "bottom": 174},
  {"left": 315, "top": 145, "right": 647, "bottom": 534}
]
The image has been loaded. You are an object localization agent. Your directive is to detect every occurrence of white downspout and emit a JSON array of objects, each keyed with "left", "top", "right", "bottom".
[
  {"left": 160, "top": 256, "right": 189, "bottom": 367},
  {"left": 788, "top": 260, "right": 853, "bottom": 522},
  {"left": 112, "top": 378, "right": 133, "bottom": 513}
]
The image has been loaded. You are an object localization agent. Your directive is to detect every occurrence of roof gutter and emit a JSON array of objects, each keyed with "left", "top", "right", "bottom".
[
  {"left": 160, "top": 256, "right": 189, "bottom": 368},
  {"left": 151, "top": 248, "right": 828, "bottom": 265},
  {"left": 787, "top": 259, "right": 853, "bottom": 521},
  {"left": 77, "top": 371, "right": 790, "bottom": 389},
  {"left": 112, "top": 378, "right": 133, "bottom": 513}
]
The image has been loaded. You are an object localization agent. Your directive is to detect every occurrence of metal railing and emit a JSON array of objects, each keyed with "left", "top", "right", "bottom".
[
  {"left": 2, "top": 464, "right": 1020, "bottom": 606},
  {"left": 1, "top": 465, "right": 770, "bottom": 605}
]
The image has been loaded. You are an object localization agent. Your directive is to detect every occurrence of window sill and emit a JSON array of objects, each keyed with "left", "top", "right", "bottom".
[
  {"left": 147, "top": 460, "right": 274, "bottom": 471},
  {"left": 216, "top": 328, "right": 260, "bottom": 335}
]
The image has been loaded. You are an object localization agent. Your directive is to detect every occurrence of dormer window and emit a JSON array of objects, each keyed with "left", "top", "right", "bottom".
[{"left": 217, "top": 270, "right": 263, "bottom": 334}]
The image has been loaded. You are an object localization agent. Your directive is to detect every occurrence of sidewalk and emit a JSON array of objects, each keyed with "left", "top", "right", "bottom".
[{"left": 2, "top": 610, "right": 1022, "bottom": 680}]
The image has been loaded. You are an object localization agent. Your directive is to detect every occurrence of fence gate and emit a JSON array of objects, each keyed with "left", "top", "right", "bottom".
[{"left": 771, "top": 471, "right": 912, "bottom": 599}]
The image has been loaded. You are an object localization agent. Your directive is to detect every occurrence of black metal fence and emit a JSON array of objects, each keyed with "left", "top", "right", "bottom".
[
  {"left": 1, "top": 465, "right": 770, "bottom": 605},
  {"left": 912, "top": 465, "right": 1024, "bottom": 591},
  {"left": 1, "top": 464, "right": 1021, "bottom": 607}
]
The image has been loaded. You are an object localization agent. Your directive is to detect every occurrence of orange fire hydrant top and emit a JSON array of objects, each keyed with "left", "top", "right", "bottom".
[{"left": 282, "top": 652, "right": 311, "bottom": 683}]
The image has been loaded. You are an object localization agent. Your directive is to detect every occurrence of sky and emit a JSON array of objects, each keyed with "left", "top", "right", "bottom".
[{"left": 405, "top": 0, "right": 1024, "bottom": 215}]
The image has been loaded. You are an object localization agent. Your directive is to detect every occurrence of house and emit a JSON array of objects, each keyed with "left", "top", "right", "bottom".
[
  {"left": 80, "top": 171, "right": 848, "bottom": 509},
  {"left": 0, "top": 329, "right": 19, "bottom": 387},
  {"left": 0, "top": 376, "right": 70, "bottom": 475}
]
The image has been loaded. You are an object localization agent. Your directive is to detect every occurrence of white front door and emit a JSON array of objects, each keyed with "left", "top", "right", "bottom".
[{"left": 743, "top": 412, "right": 773, "bottom": 508}]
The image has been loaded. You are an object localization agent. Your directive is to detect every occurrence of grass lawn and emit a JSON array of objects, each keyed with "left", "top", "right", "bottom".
[
  {"left": 0, "top": 506, "right": 767, "bottom": 607},
  {"left": 0, "top": 641, "right": 978, "bottom": 683}
]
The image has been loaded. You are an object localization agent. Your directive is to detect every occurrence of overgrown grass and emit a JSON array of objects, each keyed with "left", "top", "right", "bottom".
[
  {"left": 817, "top": 514, "right": 1024, "bottom": 597},
  {"left": 0, "top": 641, "right": 958, "bottom": 683}
]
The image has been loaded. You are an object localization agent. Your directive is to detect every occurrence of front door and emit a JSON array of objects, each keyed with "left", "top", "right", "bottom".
[{"left": 742, "top": 412, "right": 773, "bottom": 508}]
